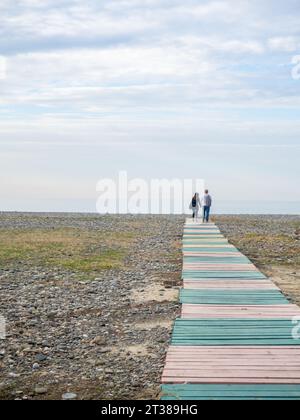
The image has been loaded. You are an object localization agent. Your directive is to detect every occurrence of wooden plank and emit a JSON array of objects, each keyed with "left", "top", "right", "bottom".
[
  {"left": 183, "top": 265, "right": 259, "bottom": 270},
  {"left": 182, "top": 272, "right": 267, "bottom": 279},
  {"left": 183, "top": 246, "right": 237, "bottom": 250},
  {"left": 183, "top": 255, "right": 249, "bottom": 260},
  {"left": 161, "top": 383, "right": 300, "bottom": 400},
  {"left": 181, "top": 304, "right": 300, "bottom": 319},
  {"left": 179, "top": 290, "right": 288, "bottom": 305},
  {"left": 183, "top": 281, "right": 279, "bottom": 290},
  {"left": 171, "top": 319, "right": 300, "bottom": 344},
  {"left": 183, "top": 277, "right": 268, "bottom": 282}
]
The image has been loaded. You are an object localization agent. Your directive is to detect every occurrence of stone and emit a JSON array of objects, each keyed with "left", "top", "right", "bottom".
[
  {"left": 62, "top": 392, "right": 77, "bottom": 400},
  {"left": 35, "top": 387, "right": 48, "bottom": 395},
  {"left": 36, "top": 354, "right": 47, "bottom": 362}
]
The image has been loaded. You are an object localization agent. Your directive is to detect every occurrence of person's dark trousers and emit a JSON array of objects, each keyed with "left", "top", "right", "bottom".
[{"left": 203, "top": 206, "right": 211, "bottom": 223}]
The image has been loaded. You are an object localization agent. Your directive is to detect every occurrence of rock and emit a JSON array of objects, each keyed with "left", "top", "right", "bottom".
[
  {"left": 8, "top": 372, "right": 20, "bottom": 378},
  {"left": 34, "top": 387, "right": 48, "bottom": 395},
  {"left": 16, "top": 391, "right": 23, "bottom": 396},
  {"left": 62, "top": 392, "right": 77, "bottom": 400},
  {"left": 90, "top": 336, "right": 106, "bottom": 346},
  {"left": 36, "top": 354, "right": 47, "bottom": 362},
  {"left": 98, "top": 348, "right": 111, "bottom": 354},
  {"left": 33, "top": 363, "right": 40, "bottom": 370}
]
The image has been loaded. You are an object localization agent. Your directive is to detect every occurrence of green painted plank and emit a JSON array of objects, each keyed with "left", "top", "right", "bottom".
[
  {"left": 183, "top": 240, "right": 226, "bottom": 242},
  {"left": 172, "top": 332, "right": 295, "bottom": 336},
  {"left": 179, "top": 290, "right": 288, "bottom": 304},
  {"left": 171, "top": 319, "right": 299, "bottom": 344},
  {"left": 183, "top": 234, "right": 222, "bottom": 236},
  {"left": 172, "top": 338, "right": 300, "bottom": 347},
  {"left": 173, "top": 333, "right": 295, "bottom": 336},
  {"left": 179, "top": 300, "right": 289, "bottom": 305},
  {"left": 180, "top": 301, "right": 289, "bottom": 305},
  {"left": 183, "top": 248, "right": 239, "bottom": 252},
  {"left": 161, "top": 385, "right": 300, "bottom": 400},
  {"left": 183, "top": 240, "right": 228, "bottom": 243},
  {"left": 161, "top": 397, "right": 300, "bottom": 400},
  {"left": 182, "top": 272, "right": 267, "bottom": 279},
  {"left": 182, "top": 278, "right": 266, "bottom": 281}
]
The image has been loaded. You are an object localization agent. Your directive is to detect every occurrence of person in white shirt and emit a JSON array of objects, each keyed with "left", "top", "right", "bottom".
[
  {"left": 202, "top": 190, "right": 212, "bottom": 223},
  {"left": 189, "top": 193, "right": 201, "bottom": 221}
]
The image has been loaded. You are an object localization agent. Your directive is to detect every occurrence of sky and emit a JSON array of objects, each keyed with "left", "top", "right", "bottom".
[{"left": 0, "top": 0, "right": 300, "bottom": 213}]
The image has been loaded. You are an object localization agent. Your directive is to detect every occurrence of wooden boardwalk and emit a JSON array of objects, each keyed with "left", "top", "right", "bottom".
[{"left": 161, "top": 220, "right": 300, "bottom": 400}]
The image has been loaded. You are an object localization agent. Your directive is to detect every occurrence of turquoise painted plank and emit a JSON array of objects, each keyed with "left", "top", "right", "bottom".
[
  {"left": 161, "top": 384, "right": 300, "bottom": 400},
  {"left": 173, "top": 323, "right": 294, "bottom": 328},
  {"left": 172, "top": 332, "right": 295, "bottom": 336},
  {"left": 179, "top": 290, "right": 289, "bottom": 304},
  {"left": 183, "top": 232, "right": 223, "bottom": 235},
  {"left": 183, "top": 257, "right": 250, "bottom": 263},
  {"left": 183, "top": 240, "right": 228, "bottom": 243},
  {"left": 171, "top": 319, "right": 299, "bottom": 344},
  {"left": 179, "top": 301, "right": 289, "bottom": 305},
  {"left": 183, "top": 239, "right": 228, "bottom": 241},
  {"left": 161, "top": 397, "right": 300, "bottom": 400},
  {"left": 182, "top": 272, "right": 267, "bottom": 279},
  {"left": 182, "top": 278, "right": 266, "bottom": 281},
  {"left": 183, "top": 248, "right": 239, "bottom": 252},
  {"left": 180, "top": 295, "right": 285, "bottom": 298},
  {"left": 172, "top": 338, "right": 300, "bottom": 347},
  {"left": 179, "top": 300, "right": 289, "bottom": 305},
  {"left": 172, "top": 330, "right": 295, "bottom": 335}
]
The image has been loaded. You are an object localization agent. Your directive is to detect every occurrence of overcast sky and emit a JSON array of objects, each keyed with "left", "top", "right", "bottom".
[{"left": 0, "top": 0, "right": 299, "bottom": 213}]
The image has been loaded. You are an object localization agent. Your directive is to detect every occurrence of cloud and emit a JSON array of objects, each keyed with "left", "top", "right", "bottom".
[
  {"left": 0, "top": 0, "right": 300, "bottom": 211},
  {"left": 0, "top": 56, "right": 7, "bottom": 79},
  {"left": 268, "top": 37, "right": 300, "bottom": 52}
]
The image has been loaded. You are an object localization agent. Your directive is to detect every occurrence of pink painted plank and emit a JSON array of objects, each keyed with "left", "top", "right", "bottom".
[
  {"left": 181, "top": 304, "right": 300, "bottom": 319},
  {"left": 162, "top": 378, "right": 300, "bottom": 384},
  {"left": 183, "top": 245, "right": 236, "bottom": 248},
  {"left": 163, "top": 370, "right": 300, "bottom": 377},
  {"left": 167, "top": 346, "right": 300, "bottom": 350}
]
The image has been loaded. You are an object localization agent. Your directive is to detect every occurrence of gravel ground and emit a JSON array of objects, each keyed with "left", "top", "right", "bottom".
[
  {"left": 0, "top": 213, "right": 299, "bottom": 400},
  {"left": 0, "top": 214, "right": 183, "bottom": 400}
]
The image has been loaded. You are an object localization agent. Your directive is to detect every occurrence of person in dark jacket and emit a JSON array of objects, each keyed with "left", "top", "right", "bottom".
[{"left": 190, "top": 193, "right": 201, "bottom": 221}]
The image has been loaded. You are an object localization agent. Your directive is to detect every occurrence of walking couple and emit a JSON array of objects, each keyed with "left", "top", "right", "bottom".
[{"left": 190, "top": 190, "right": 212, "bottom": 223}]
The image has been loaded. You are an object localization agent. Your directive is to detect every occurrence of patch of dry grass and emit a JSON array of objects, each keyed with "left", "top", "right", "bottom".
[
  {"left": 232, "top": 234, "right": 300, "bottom": 266},
  {"left": 0, "top": 228, "right": 136, "bottom": 273}
]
